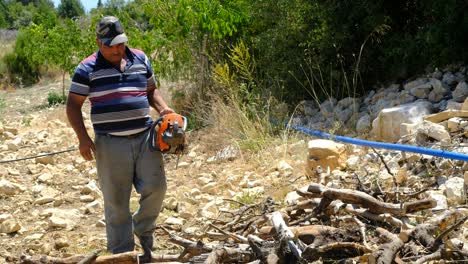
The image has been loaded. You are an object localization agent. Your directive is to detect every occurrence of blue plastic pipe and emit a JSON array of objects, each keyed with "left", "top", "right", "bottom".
[{"left": 289, "top": 124, "right": 468, "bottom": 162}]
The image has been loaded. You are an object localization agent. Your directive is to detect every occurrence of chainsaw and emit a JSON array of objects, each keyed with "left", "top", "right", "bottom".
[{"left": 149, "top": 113, "right": 187, "bottom": 155}]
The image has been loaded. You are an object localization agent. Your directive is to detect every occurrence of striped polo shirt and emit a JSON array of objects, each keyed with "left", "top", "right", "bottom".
[{"left": 70, "top": 47, "right": 156, "bottom": 135}]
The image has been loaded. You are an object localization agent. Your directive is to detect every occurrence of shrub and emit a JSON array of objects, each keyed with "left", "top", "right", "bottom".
[{"left": 47, "top": 91, "right": 67, "bottom": 106}]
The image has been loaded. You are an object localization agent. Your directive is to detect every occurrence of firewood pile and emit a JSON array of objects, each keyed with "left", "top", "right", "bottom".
[{"left": 20, "top": 181, "right": 468, "bottom": 264}]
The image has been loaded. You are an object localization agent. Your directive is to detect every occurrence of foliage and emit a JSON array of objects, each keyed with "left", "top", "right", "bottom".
[
  {"left": 47, "top": 91, "right": 67, "bottom": 106},
  {"left": 211, "top": 41, "right": 276, "bottom": 152},
  {"left": 3, "top": 25, "right": 44, "bottom": 85},
  {"left": 2, "top": 0, "right": 468, "bottom": 120},
  {"left": 43, "top": 18, "right": 92, "bottom": 94},
  {"left": 0, "top": 0, "right": 56, "bottom": 29},
  {"left": 57, "top": 0, "right": 85, "bottom": 19},
  {"left": 234, "top": 190, "right": 262, "bottom": 207}
]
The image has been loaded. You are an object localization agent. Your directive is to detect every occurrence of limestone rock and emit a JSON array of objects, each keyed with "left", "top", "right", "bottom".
[
  {"left": 164, "top": 217, "right": 185, "bottom": 226},
  {"left": 207, "top": 145, "right": 239, "bottom": 163},
  {"left": 0, "top": 179, "right": 25, "bottom": 196},
  {"left": 306, "top": 139, "right": 347, "bottom": 178},
  {"left": 445, "top": 177, "right": 465, "bottom": 205},
  {"left": 416, "top": 121, "right": 451, "bottom": 145},
  {"left": 35, "top": 155, "right": 54, "bottom": 165},
  {"left": 371, "top": 101, "right": 433, "bottom": 142}
]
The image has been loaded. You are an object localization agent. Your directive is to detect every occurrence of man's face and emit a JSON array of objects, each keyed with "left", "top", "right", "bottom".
[{"left": 97, "top": 40, "right": 126, "bottom": 65}]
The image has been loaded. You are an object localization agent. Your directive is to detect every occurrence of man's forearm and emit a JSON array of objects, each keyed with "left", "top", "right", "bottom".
[
  {"left": 148, "top": 88, "right": 170, "bottom": 114},
  {"left": 66, "top": 104, "right": 90, "bottom": 141}
]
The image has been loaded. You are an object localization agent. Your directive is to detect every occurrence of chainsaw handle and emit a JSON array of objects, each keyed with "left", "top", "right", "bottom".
[{"left": 181, "top": 116, "right": 187, "bottom": 131}]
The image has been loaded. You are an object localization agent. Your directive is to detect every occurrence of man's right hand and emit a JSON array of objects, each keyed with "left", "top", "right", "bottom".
[
  {"left": 67, "top": 93, "right": 95, "bottom": 161},
  {"left": 79, "top": 136, "right": 96, "bottom": 161}
]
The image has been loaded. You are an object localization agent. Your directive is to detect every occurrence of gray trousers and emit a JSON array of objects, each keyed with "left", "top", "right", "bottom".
[{"left": 95, "top": 129, "right": 167, "bottom": 254}]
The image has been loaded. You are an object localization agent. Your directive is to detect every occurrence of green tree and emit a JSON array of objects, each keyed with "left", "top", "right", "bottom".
[
  {"left": 0, "top": 0, "right": 8, "bottom": 28},
  {"left": 104, "top": 0, "right": 125, "bottom": 13},
  {"left": 57, "top": 0, "right": 85, "bottom": 18}
]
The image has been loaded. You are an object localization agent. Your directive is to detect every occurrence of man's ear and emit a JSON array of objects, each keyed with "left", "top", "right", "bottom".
[{"left": 96, "top": 39, "right": 101, "bottom": 47}]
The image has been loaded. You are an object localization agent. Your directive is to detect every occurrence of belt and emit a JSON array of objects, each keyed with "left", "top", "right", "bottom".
[{"left": 102, "top": 128, "right": 149, "bottom": 139}]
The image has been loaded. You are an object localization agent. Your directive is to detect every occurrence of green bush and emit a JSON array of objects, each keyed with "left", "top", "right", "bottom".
[{"left": 47, "top": 91, "right": 67, "bottom": 106}]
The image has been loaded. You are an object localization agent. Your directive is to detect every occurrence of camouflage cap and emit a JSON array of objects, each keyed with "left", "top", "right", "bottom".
[{"left": 96, "top": 16, "right": 128, "bottom": 46}]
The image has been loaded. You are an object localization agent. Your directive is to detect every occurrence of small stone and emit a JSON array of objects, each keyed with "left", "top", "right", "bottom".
[
  {"left": 34, "top": 196, "right": 55, "bottom": 205},
  {"left": 80, "top": 195, "right": 95, "bottom": 203},
  {"left": 0, "top": 219, "right": 21, "bottom": 234},
  {"left": 35, "top": 155, "right": 54, "bottom": 165},
  {"left": 54, "top": 238, "right": 70, "bottom": 249},
  {"left": 164, "top": 217, "right": 185, "bottom": 226},
  {"left": 96, "top": 220, "right": 106, "bottom": 227}
]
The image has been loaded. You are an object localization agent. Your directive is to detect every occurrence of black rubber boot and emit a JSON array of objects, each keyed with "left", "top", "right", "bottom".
[{"left": 138, "top": 235, "right": 153, "bottom": 263}]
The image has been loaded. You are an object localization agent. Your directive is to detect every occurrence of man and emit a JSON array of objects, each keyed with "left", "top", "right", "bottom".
[{"left": 66, "top": 16, "right": 173, "bottom": 262}]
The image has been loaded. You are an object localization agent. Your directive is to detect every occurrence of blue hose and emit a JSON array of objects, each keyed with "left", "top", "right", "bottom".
[{"left": 288, "top": 124, "right": 468, "bottom": 162}]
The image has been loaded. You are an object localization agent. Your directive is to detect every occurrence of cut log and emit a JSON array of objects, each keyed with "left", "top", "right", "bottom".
[
  {"left": 308, "top": 183, "right": 436, "bottom": 215},
  {"left": 20, "top": 252, "right": 181, "bottom": 264},
  {"left": 344, "top": 204, "right": 414, "bottom": 229},
  {"left": 302, "top": 242, "right": 372, "bottom": 262},
  {"left": 270, "top": 211, "right": 303, "bottom": 261}
]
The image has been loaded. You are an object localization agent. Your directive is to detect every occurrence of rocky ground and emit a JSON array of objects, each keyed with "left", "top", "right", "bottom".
[
  {"left": 0, "top": 80, "right": 309, "bottom": 262},
  {"left": 0, "top": 70, "right": 467, "bottom": 263}
]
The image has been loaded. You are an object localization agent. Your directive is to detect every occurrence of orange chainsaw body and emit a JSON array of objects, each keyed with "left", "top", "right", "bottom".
[{"left": 150, "top": 113, "right": 187, "bottom": 154}]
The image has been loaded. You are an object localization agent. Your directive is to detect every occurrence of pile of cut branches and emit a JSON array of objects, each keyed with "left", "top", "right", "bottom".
[{"left": 20, "top": 184, "right": 468, "bottom": 264}]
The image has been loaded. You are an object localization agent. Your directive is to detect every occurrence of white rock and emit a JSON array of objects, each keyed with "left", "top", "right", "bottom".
[
  {"left": 43, "top": 208, "right": 80, "bottom": 230},
  {"left": 48, "top": 216, "right": 69, "bottom": 229},
  {"left": 86, "top": 201, "right": 103, "bottom": 213},
  {"left": 345, "top": 156, "right": 361, "bottom": 170},
  {"left": 81, "top": 180, "right": 101, "bottom": 198},
  {"left": 427, "top": 191, "right": 448, "bottom": 211},
  {"left": 201, "top": 182, "right": 217, "bottom": 194},
  {"left": 445, "top": 177, "right": 465, "bottom": 205},
  {"left": 0, "top": 179, "right": 25, "bottom": 196},
  {"left": 371, "top": 101, "right": 433, "bottom": 142},
  {"left": 7, "top": 168, "right": 20, "bottom": 176},
  {"left": 96, "top": 220, "right": 106, "bottom": 227},
  {"left": 34, "top": 196, "right": 55, "bottom": 205},
  {"left": 79, "top": 195, "right": 95, "bottom": 203},
  {"left": 207, "top": 145, "right": 239, "bottom": 163},
  {"left": 164, "top": 197, "right": 178, "bottom": 211},
  {"left": 447, "top": 117, "right": 468, "bottom": 132},
  {"left": 0, "top": 219, "right": 21, "bottom": 234},
  {"left": 27, "top": 164, "right": 45, "bottom": 174},
  {"left": 7, "top": 137, "right": 22, "bottom": 151},
  {"left": 176, "top": 162, "right": 190, "bottom": 168},
  {"left": 164, "top": 217, "right": 185, "bottom": 226},
  {"left": 24, "top": 233, "right": 44, "bottom": 243},
  {"left": 416, "top": 121, "right": 451, "bottom": 145},
  {"left": 38, "top": 173, "right": 53, "bottom": 183},
  {"left": 190, "top": 188, "right": 201, "bottom": 196},
  {"left": 0, "top": 214, "right": 12, "bottom": 224},
  {"left": 276, "top": 160, "right": 293, "bottom": 172},
  {"left": 284, "top": 186, "right": 309, "bottom": 205}
]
